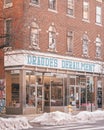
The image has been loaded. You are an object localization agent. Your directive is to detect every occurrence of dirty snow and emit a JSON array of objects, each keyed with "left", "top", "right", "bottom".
[
  {"left": 30, "top": 110, "right": 104, "bottom": 125},
  {"left": 1, "top": 110, "right": 104, "bottom": 129},
  {"left": 0, "top": 117, "right": 32, "bottom": 130}
]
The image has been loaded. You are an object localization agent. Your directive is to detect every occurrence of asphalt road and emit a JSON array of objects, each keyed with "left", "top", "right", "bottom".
[{"left": 25, "top": 120, "right": 104, "bottom": 130}]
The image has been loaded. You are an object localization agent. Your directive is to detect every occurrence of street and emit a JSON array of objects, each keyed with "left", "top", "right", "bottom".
[{"left": 25, "top": 120, "right": 104, "bottom": 130}]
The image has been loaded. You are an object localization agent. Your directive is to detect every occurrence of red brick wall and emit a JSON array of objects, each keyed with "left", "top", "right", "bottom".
[{"left": 0, "top": 0, "right": 104, "bottom": 78}]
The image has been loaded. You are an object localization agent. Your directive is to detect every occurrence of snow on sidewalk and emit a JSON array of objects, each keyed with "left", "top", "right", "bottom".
[
  {"left": 30, "top": 110, "right": 104, "bottom": 125},
  {"left": 0, "top": 117, "right": 32, "bottom": 130},
  {"left": 1, "top": 110, "right": 104, "bottom": 129}
]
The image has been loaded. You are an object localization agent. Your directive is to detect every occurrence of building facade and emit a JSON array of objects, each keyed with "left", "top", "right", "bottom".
[{"left": 0, "top": 0, "right": 104, "bottom": 114}]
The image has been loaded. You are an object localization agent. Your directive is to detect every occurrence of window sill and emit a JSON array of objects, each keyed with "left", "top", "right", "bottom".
[
  {"left": 48, "top": 9, "right": 58, "bottom": 13},
  {"left": 48, "top": 48, "right": 57, "bottom": 53},
  {"left": 95, "top": 23, "right": 102, "bottom": 27},
  {"left": 29, "top": 3, "right": 40, "bottom": 7},
  {"left": 29, "top": 45, "right": 40, "bottom": 50},
  {"left": 66, "top": 14, "right": 75, "bottom": 18},
  {"left": 82, "top": 54, "right": 90, "bottom": 58},
  {"left": 66, "top": 51, "right": 74, "bottom": 56},
  {"left": 82, "top": 19, "right": 90, "bottom": 23}
]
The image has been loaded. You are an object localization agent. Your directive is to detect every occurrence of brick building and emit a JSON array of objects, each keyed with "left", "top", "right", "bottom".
[{"left": 0, "top": 0, "right": 104, "bottom": 114}]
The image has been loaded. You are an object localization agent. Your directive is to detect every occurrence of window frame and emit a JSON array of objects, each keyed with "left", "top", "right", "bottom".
[
  {"left": 48, "top": 0, "right": 57, "bottom": 11},
  {"left": 82, "top": 0, "right": 89, "bottom": 21},
  {"left": 96, "top": 6, "right": 102, "bottom": 25},
  {"left": 82, "top": 33, "right": 89, "bottom": 56},
  {"left": 48, "top": 25, "right": 57, "bottom": 52},
  {"left": 4, "top": 18, "right": 12, "bottom": 46},
  {"left": 95, "top": 36, "right": 102, "bottom": 58},
  {"left": 4, "top": 0, "right": 13, "bottom": 8},
  {"left": 30, "top": 21, "right": 40, "bottom": 49},
  {"left": 67, "top": 31, "right": 74, "bottom": 53},
  {"left": 30, "top": 0, "right": 39, "bottom": 6},
  {"left": 67, "top": 0, "right": 74, "bottom": 16}
]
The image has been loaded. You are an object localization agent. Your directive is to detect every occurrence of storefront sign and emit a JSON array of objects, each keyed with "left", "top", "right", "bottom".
[
  {"left": 27, "top": 55, "right": 95, "bottom": 73},
  {"left": 4, "top": 50, "right": 102, "bottom": 74}
]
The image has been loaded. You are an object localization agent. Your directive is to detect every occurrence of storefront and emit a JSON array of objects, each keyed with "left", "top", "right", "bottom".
[{"left": 4, "top": 50, "right": 104, "bottom": 114}]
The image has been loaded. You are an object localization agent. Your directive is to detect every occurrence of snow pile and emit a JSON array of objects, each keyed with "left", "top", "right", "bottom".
[
  {"left": 30, "top": 110, "right": 104, "bottom": 125},
  {"left": 76, "top": 110, "right": 104, "bottom": 122},
  {"left": 0, "top": 117, "right": 32, "bottom": 130},
  {"left": 30, "top": 111, "right": 76, "bottom": 125}
]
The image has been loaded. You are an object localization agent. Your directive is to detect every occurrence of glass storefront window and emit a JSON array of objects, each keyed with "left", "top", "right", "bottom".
[
  {"left": 51, "top": 74, "right": 64, "bottom": 106},
  {"left": 9, "top": 70, "right": 20, "bottom": 107},
  {"left": 26, "top": 71, "right": 36, "bottom": 107}
]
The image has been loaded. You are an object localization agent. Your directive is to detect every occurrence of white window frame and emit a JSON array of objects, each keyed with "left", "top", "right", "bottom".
[
  {"left": 4, "top": 0, "right": 13, "bottom": 8},
  {"left": 48, "top": 0, "right": 57, "bottom": 10},
  {"left": 4, "top": 18, "right": 12, "bottom": 45},
  {"left": 82, "top": 34, "right": 89, "bottom": 56},
  {"left": 30, "top": 21, "right": 40, "bottom": 49},
  {"left": 30, "top": 0, "right": 39, "bottom": 5},
  {"left": 95, "top": 36, "right": 102, "bottom": 58},
  {"left": 67, "top": 0, "right": 74, "bottom": 16},
  {"left": 67, "top": 31, "right": 73, "bottom": 53},
  {"left": 96, "top": 6, "right": 102, "bottom": 25},
  {"left": 83, "top": 0, "right": 89, "bottom": 21},
  {"left": 48, "top": 25, "right": 57, "bottom": 51}
]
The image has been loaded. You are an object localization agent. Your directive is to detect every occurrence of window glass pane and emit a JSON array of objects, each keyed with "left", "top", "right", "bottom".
[
  {"left": 67, "top": 0, "right": 74, "bottom": 15},
  {"left": 31, "top": 28, "right": 39, "bottom": 47},
  {"left": 49, "top": 31, "right": 56, "bottom": 49},
  {"left": 82, "top": 34, "right": 89, "bottom": 55},
  {"left": 49, "top": 0, "right": 56, "bottom": 10},
  {"left": 5, "top": 0, "right": 12, "bottom": 4},
  {"left": 96, "top": 6, "right": 101, "bottom": 24},
  {"left": 26, "top": 71, "right": 36, "bottom": 107},
  {"left": 67, "top": 31, "right": 73, "bottom": 52},
  {"left": 51, "top": 74, "right": 63, "bottom": 106},
  {"left": 83, "top": 1, "right": 89, "bottom": 20},
  {"left": 30, "top": 0, "right": 39, "bottom": 4},
  {"left": 5, "top": 19, "right": 12, "bottom": 45},
  {"left": 96, "top": 37, "right": 101, "bottom": 57},
  {"left": 10, "top": 70, "right": 20, "bottom": 107}
]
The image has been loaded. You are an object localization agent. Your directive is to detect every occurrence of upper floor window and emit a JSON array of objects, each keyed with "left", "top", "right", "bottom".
[
  {"left": 5, "top": 19, "right": 12, "bottom": 46},
  {"left": 96, "top": 6, "right": 102, "bottom": 24},
  {"left": 95, "top": 36, "right": 102, "bottom": 58},
  {"left": 82, "top": 33, "right": 89, "bottom": 56},
  {"left": 96, "top": 0, "right": 102, "bottom": 2},
  {"left": 48, "top": 24, "right": 57, "bottom": 51},
  {"left": 67, "top": 31, "right": 74, "bottom": 53},
  {"left": 30, "top": 0, "right": 39, "bottom": 5},
  {"left": 4, "top": 0, "right": 12, "bottom": 8},
  {"left": 67, "top": 0, "right": 74, "bottom": 16},
  {"left": 48, "top": 0, "right": 56, "bottom": 10},
  {"left": 83, "top": 0, "right": 89, "bottom": 21},
  {"left": 30, "top": 21, "right": 40, "bottom": 49}
]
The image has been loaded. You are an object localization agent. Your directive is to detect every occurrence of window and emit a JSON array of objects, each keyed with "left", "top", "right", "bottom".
[
  {"left": 67, "top": 0, "right": 74, "bottom": 16},
  {"left": 82, "top": 33, "right": 89, "bottom": 56},
  {"left": 67, "top": 31, "right": 73, "bottom": 53},
  {"left": 48, "top": 0, "right": 56, "bottom": 10},
  {"left": 4, "top": 0, "right": 12, "bottom": 8},
  {"left": 5, "top": 19, "right": 12, "bottom": 45},
  {"left": 96, "top": 6, "right": 102, "bottom": 24},
  {"left": 48, "top": 25, "right": 56, "bottom": 51},
  {"left": 83, "top": 0, "right": 89, "bottom": 20},
  {"left": 30, "top": 0, "right": 39, "bottom": 5},
  {"left": 30, "top": 21, "right": 40, "bottom": 49},
  {"left": 96, "top": 0, "right": 102, "bottom": 2},
  {"left": 5, "top": 0, "right": 12, "bottom": 4},
  {"left": 95, "top": 36, "right": 102, "bottom": 58}
]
